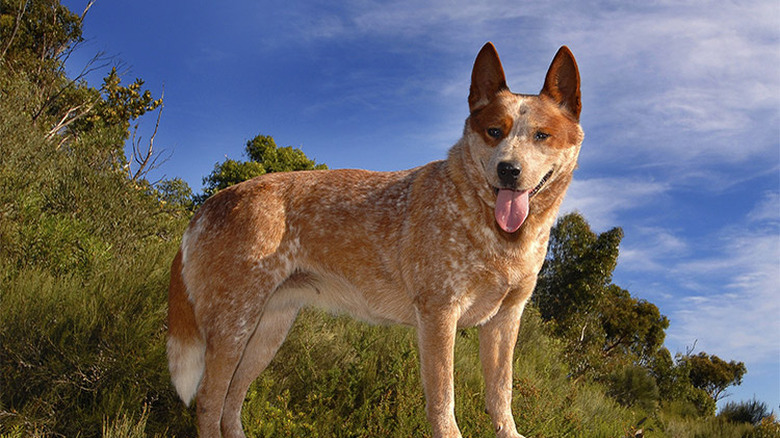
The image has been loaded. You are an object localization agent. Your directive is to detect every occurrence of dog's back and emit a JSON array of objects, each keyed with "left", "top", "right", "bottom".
[{"left": 169, "top": 42, "right": 583, "bottom": 438}]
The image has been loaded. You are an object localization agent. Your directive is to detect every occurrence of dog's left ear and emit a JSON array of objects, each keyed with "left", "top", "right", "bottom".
[
  {"left": 541, "top": 46, "right": 581, "bottom": 121},
  {"left": 469, "top": 42, "right": 508, "bottom": 112}
]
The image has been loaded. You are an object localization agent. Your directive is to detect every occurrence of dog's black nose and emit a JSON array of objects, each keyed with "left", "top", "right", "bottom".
[{"left": 497, "top": 161, "right": 521, "bottom": 188}]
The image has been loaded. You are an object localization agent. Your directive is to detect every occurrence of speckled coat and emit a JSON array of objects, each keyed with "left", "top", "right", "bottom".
[{"left": 167, "top": 42, "right": 583, "bottom": 438}]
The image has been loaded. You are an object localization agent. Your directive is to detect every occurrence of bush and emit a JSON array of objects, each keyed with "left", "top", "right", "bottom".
[
  {"left": 241, "top": 311, "right": 428, "bottom": 437},
  {"left": 235, "top": 306, "right": 641, "bottom": 437},
  {"left": 607, "top": 365, "right": 660, "bottom": 412},
  {"left": 720, "top": 397, "right": 772, "bottom": 425},
  {"left": 659, "top": 414, "right": 753, "bottom": 438},
  {"left": 0, "top": 243, "right": 194, "bottom": 437},
  {"left": 749, "top": 415, "right": 780, "bottom": 438}
]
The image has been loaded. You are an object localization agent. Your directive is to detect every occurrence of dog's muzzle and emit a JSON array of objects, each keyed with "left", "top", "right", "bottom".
[{"left": 497, "top": 161, "right": 521, "bottom": 189}]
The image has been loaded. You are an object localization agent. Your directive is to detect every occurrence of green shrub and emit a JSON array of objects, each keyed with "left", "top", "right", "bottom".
[
  {"left": 0, "top": 243, "right": 195, "bottom": 437},
  {"left": 233, "top": 307, "right": 642, "bottom": 437},
  {"left": 748, "top": 415, "right": 780, "bottom": 438},
  {"left": 607, "top": 365, "right": 660, "bottom": 412},
  {"left": 720, "top": 397, "right": 772, "bottom": 425},
  {"left": 242, "top": 311, "right": 429, "bottom": 437},
  {"left": 659, "top": 413, "right": 753, "bottom": 438}
]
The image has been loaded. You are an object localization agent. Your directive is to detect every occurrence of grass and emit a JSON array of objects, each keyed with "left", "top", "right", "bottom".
[
  {"left": 2, "top": 21, "right": 772, "bottom": 436},
  {"left": 236, "top": 307, "right": 643, "bottom": 438},
  {"left": 0, "top": 244, "right": 770, "bottom": 437},
  {"left": 0, "top": 243, "right": 194, "bottom": 437}
]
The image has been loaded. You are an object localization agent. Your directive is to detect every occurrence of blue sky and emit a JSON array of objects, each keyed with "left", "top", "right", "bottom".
[{"left": 63, "top": 0, "right": 779, "bottom": 410}]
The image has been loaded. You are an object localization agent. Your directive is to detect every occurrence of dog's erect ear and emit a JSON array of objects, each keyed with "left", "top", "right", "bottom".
[
  {"left": 541, "top": 46, "right": 581, "bottom": 121},
  {"left": 469, "top": 42, "right": 508, "bottom": 112}
]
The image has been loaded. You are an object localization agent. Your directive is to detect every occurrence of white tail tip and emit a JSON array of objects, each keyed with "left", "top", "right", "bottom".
[{"left": 167, "top": 336, "right": 206, "bottom": 405}]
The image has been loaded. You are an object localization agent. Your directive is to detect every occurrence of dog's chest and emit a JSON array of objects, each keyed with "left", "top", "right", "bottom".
[
  {"left": 405, "top": 224, "right": 537, "bottom": 327},
  {"left": 452, "top": 251, "right": 534, "bottom": 327}
]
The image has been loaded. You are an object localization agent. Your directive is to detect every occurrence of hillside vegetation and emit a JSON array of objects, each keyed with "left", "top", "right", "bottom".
[{"left": 1, "top": 2, "right": 777, "bottom": 437}]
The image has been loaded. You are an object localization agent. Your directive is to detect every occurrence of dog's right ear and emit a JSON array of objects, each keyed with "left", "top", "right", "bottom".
[{"left": 469, "top": 42, "right": 508, "bottom": 112}]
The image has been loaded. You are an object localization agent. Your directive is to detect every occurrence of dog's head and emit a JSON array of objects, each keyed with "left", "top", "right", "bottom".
[{"left": 464, "top": 43, "right": 583, "bottom": 234}]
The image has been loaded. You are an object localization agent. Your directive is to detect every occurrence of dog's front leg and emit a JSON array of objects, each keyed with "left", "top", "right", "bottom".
[
  {"left": 416, "top": 309, "right": 462, "bottom": 438},
  {"left": 479, "top": 298, "right": 527, "bottom": 438}
]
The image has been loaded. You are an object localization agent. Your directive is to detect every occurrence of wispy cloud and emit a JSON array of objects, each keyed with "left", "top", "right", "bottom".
[
  {"left": 264, "top": 0, "right": 780, "bottom": 177},
  {"left": 618, "top": 226, "right": 689, "bottom": 273},
  {"left": 534, "top": 1, "right": 780, "bottom": 177},
  {"left": 560, "top": 177, "right": 669, "bottom": 231},
  {"left": 748, "top": 191, "right": 780, "bottom": 224},
  {"left": 648, "top": 193, "right": 779, "bottom": 364}
]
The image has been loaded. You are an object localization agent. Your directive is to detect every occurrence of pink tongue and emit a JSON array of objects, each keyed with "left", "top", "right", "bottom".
[{"left": 495, "top": 189, "right": 530, "bottom": 233}]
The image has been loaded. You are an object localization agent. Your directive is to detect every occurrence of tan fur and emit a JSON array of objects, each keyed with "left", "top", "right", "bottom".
[{"left": 167, "top": 43, "right": 583, "bottom": 438}]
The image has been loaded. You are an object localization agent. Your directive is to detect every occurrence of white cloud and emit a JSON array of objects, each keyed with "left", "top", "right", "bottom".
[
  {"left": 619, "top": 226, "right": 689, "bottom": 272},
  {"left": 282, "top": 0, "right": 779, "bottom": 174},
  {"left": 559, "top": 177, "right": 669, "bottom": 231},
  {"left": 664, "top": 214, "right": 780, "bottom": 364},
  {"left": 549, "top": 0, "right": 780, "bottom": 169},
  {"left": 747, "top": 191, "right": 780, "bottom": 224}
]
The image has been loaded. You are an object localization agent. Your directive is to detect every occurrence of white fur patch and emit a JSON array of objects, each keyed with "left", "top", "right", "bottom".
[
  {"left": 180, "top": 215, "right": 205, "bottom": 266},
  {"left": 167, "top": 335, "right": 206, "bottom": 406}
]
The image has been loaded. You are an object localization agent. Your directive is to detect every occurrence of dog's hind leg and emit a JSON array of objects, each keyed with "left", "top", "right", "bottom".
[
  {"left": 195, "top": 329, "right": 247, "bottom": 438},
  {"left": 193, "top": 267, "right": 287, "bottom": 438},
  {"left": 220, "top": 296, "right": 300, "bottom": 438}
]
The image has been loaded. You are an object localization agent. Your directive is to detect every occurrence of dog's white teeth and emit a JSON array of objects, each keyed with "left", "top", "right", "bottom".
[{"left": 530, "top": 170, "right": 553, "bottom": 197}]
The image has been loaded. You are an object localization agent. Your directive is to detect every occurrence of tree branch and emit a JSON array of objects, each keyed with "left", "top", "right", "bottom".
[
  {"left": 0, "top": 0, "right": 27, "bottom": 65},
  {"left": 33, "top": 51, "right": 112, "bottom": 123},
  {"left": 80, "top": 1, "right": 97, "bottom": 22},
  {"left": 603, "top": 334, "right": 629, "bottom": 356},
  {"left": 130, "top": 89, "right": 166, "bottom": 181},
  {"left": 684, "top": 340, "right": 698, "bottom": 357},
  {"left": 45, "top": 98, "right": 99, "bottom": 144}
]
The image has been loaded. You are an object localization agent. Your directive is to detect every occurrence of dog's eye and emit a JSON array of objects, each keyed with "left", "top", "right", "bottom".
[
  {"left": 534, "top": 131, "right": 550, "bottom": 141},
  {"left": 487, "top": 128, "right": 503, "bottom": 139}
]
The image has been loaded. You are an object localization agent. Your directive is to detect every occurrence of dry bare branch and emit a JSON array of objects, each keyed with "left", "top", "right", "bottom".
[
  {"left": 80, "top": 0, "right": 96, "bottom": 22},
  {"left": 684, "top": 339, "right": 698, "bottom": 357},
  {"left": 0, "top": 0, "right": 27, "bottom": 64},
  {"left": 45, "top": 99, "right": 98, "bottom": 144},
  {"left": 130, "top": 90, "right": 167, "bottom": 181}
]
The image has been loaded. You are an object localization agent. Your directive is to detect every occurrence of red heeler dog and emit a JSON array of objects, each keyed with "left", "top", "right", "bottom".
[{"left": 168, "top": 42, "right": 583, "bottom": 438}]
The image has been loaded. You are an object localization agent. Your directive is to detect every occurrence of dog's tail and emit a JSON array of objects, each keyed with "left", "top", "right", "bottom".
[{"left": 167, "top": 249, "right": 205, "bottom": 406}]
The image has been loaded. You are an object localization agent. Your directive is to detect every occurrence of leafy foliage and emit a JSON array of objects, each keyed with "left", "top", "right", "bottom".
[
  {"left": 749, "top": 415, "right": 780, "bottom": 438},
  {"left": 93, "top": 67, "right": 162, "bottom": 134},
  {"left": 0, "top": 1, "right": 764, "bottom": 436},
  {"left": 533, "top": 213, "right": 750, "bottom": 420},
  {"left": 198, "top": 134, "right": 327, "bottom": 203},
  {"left": 535, "top": 213, "right": 623, "bottom": 328},
  {"left": 156, "top": 177, "right": 195, "bottom": 211},
  {"left": 601, "top": 285, "right": 669, "bottom": 366},
  {"left": 686, "top": 352, "right": 747, "bottom": 403},
  {"left": 606, "top": 365, "right": 660, "bottom": 412},
  {"left": 719, "top": 397, "right": 773, "bottom": 426},
  {"left": 0, "top": 0, "right": 82, "bottom": 74},
  {"left": 533, "top": 213, "right": 669, "bottom": 381}
]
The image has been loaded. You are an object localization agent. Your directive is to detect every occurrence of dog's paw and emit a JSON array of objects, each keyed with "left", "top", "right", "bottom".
[{"left": 495, "top": 427, "right": 525, "bottom": 438}]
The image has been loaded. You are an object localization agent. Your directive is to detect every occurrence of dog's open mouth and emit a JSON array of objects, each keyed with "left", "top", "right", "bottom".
[
  {"left": 491, "top": 169, "right": 553, "bottom": 199},
  {"left": 530, "top": 169, "right": 553, "bottom": 198},
  {"left": 492, "top": 169, "right": 554, "bottom": 233}
]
